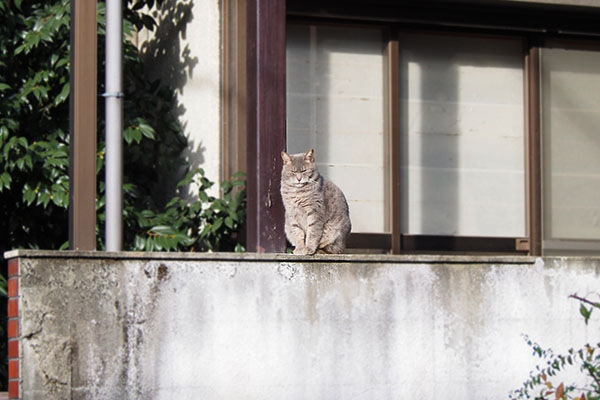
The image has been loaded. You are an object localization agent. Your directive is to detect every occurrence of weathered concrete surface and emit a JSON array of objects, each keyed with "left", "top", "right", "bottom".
[{"left": 5, "top": 251, "right": 600, "bottom": 399}]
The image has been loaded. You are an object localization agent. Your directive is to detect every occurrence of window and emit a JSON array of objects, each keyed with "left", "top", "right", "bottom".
[
  {"left": 286, "top": 24, "right": 388, "bottom": 234},
  {"left": 227, "top": 0, "right": 600, "bottom": 254},
  {"left": 541, "top": 45, "right": 600, "bottom": 254},
  {"left": 286, "top": 24, "right": 530, "bottom": 252},
  {"left": 398, "top": 33, "right": 526, "bottom": 238}
]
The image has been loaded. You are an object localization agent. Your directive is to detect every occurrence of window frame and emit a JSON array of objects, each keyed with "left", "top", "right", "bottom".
[
  {"left": 226, "top": 0, "right": 600, "bottom": 255},
  {"left": 285, "top": 18, "right": 535, "bottom": 254}
]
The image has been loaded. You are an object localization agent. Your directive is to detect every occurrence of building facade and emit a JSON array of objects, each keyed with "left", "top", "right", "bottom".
[{"left": 146, "top": 0, "right": 600, "bottom": 255}]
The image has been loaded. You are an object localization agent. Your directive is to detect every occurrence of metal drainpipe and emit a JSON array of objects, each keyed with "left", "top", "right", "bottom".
[{"left": 104, "top": 0, "right": 123, "bottom": 251}]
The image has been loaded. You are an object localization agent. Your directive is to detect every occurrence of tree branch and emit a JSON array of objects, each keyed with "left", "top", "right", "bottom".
[{"left": 570, "top": 294, "right": 600, "bottom": 308}]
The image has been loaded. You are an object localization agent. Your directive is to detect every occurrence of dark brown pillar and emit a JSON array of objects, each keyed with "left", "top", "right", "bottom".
[
  {"left": 527, "top": 44, "right": 542, "bottom": 256},
  {"left": 69, "top": 0, "right": 97, "bottom": 250},
  {"left": 387, "top": 35, "right": 402, "bottom": 254},
  {"left": 245, "top": 0, "right": 287, "bottom": 253}
]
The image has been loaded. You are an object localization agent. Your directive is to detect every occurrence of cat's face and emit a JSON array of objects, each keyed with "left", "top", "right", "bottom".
[{"left": 281, "top": 149, "right": 318, "bottom": 187}]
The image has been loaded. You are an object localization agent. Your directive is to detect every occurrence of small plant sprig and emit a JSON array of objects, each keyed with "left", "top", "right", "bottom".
[
  {"left": 510, "top": 294, "right": 600, "bottom": 400},
  {"left": 132, "top": 170, "right": 246, "bottom": 252}
]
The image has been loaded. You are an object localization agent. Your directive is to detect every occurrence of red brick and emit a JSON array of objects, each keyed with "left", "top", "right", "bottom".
[
  {"left": 8, "top": 360, "right": 18, "bottom": 379},
  {"left": 7, "top": 278, "right": 18, "bottom": 298},
  {"left": 8, "top": 380, "right": 18, "bottom": 399},
  {"left": 7, "top": 319, "right": 18, "bottom": 339},
  {"left": 8, "top": 339, "right": 19, "bottom": 359},
  {"left": 7, "top": 298, "right": 18, "bottom": 318},
  {"left": 7, "top": 259, "right": 19, "bottom": 278}
]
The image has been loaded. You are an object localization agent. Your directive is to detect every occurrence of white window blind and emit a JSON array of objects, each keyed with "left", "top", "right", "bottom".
[
  {"left": 542, "top": 47, "right": 600, "bottom": 253},
  {"left": 398, "top": 33, "right": 526, "bottom": 237}
]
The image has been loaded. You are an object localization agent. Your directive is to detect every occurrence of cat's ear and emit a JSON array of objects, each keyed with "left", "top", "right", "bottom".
[
  {"left": 281, "top": 151, "right": 291, "bottom": 164},
  {"left": 305, "top": 149, "right": 315, "bottom": 163}
]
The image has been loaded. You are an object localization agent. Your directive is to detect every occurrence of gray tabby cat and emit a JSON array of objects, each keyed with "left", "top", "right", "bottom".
[{"left": 280, "top": 149, "right": 351, "bottom": 255}]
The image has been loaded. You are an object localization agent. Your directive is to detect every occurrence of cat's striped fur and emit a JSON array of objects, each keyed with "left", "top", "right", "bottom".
[{"left": 280, "top": 149, "right": 351, "bottom": 255}]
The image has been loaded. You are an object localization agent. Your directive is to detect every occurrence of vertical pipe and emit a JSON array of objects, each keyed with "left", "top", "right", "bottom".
[{"left": 104, "top": 0, "right": 123, "bottom": 251}]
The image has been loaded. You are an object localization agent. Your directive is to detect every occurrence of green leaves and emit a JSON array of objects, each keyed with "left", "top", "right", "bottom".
[
  {"left": 136, "top": 225, "right": 196, "bottom": 252},
  {"left": 0, "top": 172, "right": 11, "bottom": 191},
  {"left": 123, "top": 117, "right": 156, "bottom": 144},
  {"left": 129, "top": 170, "right": 247, "bottom": 252},
  {"left": 1, "top": 0, "right": 244, "bottom": 257},
  {"left": 511, "top": 295, "right": 600, "bottom": 400},
  {"left": 0, "top": 0, "right": 74, "bottom": 248},
  {"left": 580, "top": 303, "right": 593, "bottom": 325},
  {"left": 13, "top": 0, "right": 70, "bottom": 56},
  {"left": 54, "top": 82, "right": 69, "bottom": 106}
]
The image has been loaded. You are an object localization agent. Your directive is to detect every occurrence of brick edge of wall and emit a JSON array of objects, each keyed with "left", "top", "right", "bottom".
[{"left": 7, "top": 258, "right": 19, "bottom": 400}]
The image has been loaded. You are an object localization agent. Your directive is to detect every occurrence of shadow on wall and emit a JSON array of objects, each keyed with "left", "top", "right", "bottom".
[
  {"left": 398, "top": 35, "right": 459, "bottom": 236},
  {"left": 140, "top": 0, "right": 198, "bottom": 94},
  {"left": 138, "top": 0, "right": 204, "bottom": 199}
]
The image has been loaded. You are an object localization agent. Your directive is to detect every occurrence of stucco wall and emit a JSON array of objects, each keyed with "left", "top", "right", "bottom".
[
  {"left": 138, "top": 0, "right": 222, "bottom": 195},
  {"left": 4, "top": 251, "right": 600, "bottom": 399}
]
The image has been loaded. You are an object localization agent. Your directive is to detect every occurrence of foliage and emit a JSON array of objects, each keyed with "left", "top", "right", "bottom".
[
  {"left": 0, "top": 0, "right": 72, "bottom": 251},
  {"left": 0, "top": 0, "right": 246, "bottom": 256},
  {"left": 135, "top": 170, "right": 246, "bottom": 252},
  {"left": 510, "top": 294, "right": 600, "bottom": 400}
]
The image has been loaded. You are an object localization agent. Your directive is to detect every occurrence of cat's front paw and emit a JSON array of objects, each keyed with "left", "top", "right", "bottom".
[{"left": 293, "top": 245, "right": 315, "bottom": 255}]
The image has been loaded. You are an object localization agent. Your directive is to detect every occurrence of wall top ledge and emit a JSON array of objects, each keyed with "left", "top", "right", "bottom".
[{"left": 2, "top": 249, "right": 547, "bottom": 265}]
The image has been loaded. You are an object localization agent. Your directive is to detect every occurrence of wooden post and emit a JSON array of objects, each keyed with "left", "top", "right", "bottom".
[
  {"left": 527, "top": 44, "right": 542, "bottom": 256},
  {"left": 245, "top": 0, "right": 287, "bottom": 253},
  {"left": 69, "top": 0, "right": 97, "bottom": 250},
  {"left": 387, "top": 34, "right": 402, "bottom": 254}
]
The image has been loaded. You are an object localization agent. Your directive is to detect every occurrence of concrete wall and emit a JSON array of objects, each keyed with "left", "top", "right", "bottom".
[{"left": 4, "top": 250, "right": 600, "bottom": 399}]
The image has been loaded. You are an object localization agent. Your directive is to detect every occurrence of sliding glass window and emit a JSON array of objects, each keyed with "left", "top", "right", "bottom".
[
  {"left": 286, "top": 24, "right": 389, "bottom": 234},
  {"left": 398, "top": 33, "right": 527, "bottom": 239},
  {"left": 285, "top": 20, "right": 600, "bottom": 255},
  {"left": 541, "top": 46, "right": 600, "bottom": 254}
]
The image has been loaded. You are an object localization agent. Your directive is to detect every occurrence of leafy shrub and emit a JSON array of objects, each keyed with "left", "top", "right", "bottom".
[
  {"left": 511, "top": 294, "right": 600, "bottom": 400},
  {"left": 133, "top": 170, "right": 246, "bottom": 252},
  {"left": 0, "top": 0, "right": 246, "bottom": 254}
]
